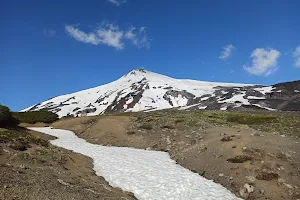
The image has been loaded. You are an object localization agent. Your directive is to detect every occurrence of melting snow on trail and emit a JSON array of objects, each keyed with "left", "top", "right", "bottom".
[{"left": 28, "top": 127, "right": 241, "bottom": 200}]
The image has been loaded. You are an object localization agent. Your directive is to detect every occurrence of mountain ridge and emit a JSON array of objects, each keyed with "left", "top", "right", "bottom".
[{"left": 21, "top": 69, "right": 300, "bottom": 117}]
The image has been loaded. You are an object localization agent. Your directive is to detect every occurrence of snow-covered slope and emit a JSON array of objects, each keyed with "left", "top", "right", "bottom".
[{"left": 21, "top": 69, "right": 300, "bottom": 117}]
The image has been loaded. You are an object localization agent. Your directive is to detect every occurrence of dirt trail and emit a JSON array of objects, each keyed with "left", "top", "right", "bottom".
[{"left": 53, "top": 115, "right": 300, "bottom": 200}]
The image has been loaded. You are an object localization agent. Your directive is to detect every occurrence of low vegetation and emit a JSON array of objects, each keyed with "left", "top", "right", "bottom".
[
  {"left": 0, "top": 104, "right": 54, "bottom": 151},
  {"left": 13, "top": 111, "right": 58, "bottom": 124},
  {"left": 0, "top": 105, "right": 19, "bottom": 128},
  {"left": 226, "top": 113, "right": 278, "bottom": 125},
  {"left": 160, "top": 125, "right": 175, "bottom": 129},
  {"left": 0, "top": 128, "right": 49, "bottom": 151},
  {"left": 116, "top": 110, "right": 300, "bottom": 137},
  {"left": 138, "top": 123, "right": 153, "bottom": 130},
  {"left": 227, "top": 155, "right": 253, "bottom": 163}
]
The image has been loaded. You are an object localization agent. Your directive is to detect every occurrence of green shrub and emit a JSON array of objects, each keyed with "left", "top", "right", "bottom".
[
  {"left": 0, "top": 104, "right": 19, "bottom": 127},
  {"left": 227, "top": 155, "right": 253, "bottom": 163},
  {"left": 9, "top": 142, "right": 28, "bottom": 151},
  {"left": 161, "top": 125, "right": 174, "bottom": 129},
  {"left": 139, "top": 123, "right": 153, "bottom": 130},
  {"left": 226, "top": 113, "right": 278, "bottom": 125},
  {"left": 13, "top": 111, "right": 58, "bottom": 124},
  {"left": 127, "top": 130, "right": 136, "bottom": 135},
  {"left": 174, "top": 119, "right": 184, "bottom": 124}
]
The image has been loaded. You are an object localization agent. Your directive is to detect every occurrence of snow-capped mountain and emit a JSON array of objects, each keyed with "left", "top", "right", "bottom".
[{"left": 21, "top": 69, "right": 300, "bottom": 117}]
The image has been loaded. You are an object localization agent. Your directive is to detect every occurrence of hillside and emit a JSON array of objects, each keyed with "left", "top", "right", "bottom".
[{"left": 51, "top": 110, "right": 300, "bottom": 200}]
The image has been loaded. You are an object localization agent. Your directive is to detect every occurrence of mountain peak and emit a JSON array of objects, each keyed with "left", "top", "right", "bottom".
[
  {"left": 132, "top": 68, "right": 147, "bottom": 73},
  {"left": 124, "top": 68, "right": 147, "bottom": 77},
  {"left": 21, "top": 70, "right": 300, "bottom": 117},
  {"left": 120, "top": 68, "right": 174, "bottom": 83}
]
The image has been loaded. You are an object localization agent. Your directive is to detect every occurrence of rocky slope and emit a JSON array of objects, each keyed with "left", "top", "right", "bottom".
[{"left": 21, "top": 69, "right": 300, "bottom": 117}]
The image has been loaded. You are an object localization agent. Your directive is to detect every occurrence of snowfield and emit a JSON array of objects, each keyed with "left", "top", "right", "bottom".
[{"left": 28, "top": 127, "right": 242, "bottom": 200}]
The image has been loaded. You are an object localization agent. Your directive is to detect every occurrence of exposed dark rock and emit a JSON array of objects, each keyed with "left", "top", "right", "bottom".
[
  {"left": 104, "top": 91, "right": 127, "bottom": 113},
  {"left": 76, "top": 108, "right": 97, "bottom": 116},
  {"left": 62, "top": 97, "right": 75, "bottom": 104},
  {"left": 50, "top": 108, "right": 62, "bottom": 113},
  {"left": 28, "top": 103, "right": 41, "bottom": 111},
  {"left": 205, "top": 103, "right": 222, "bottom": 110},
  {"left": 95, "top": 92, "right": 114, "bottom": 104},
  {"left": 163, "top": 90, "right": 195, "bottom": 106},
  {"left": 72, "top": 107, "right": 80, "bottom": 112},
  {"left": 105, "top": 82, "right": 147, "bottom": 113},
  {"left": 124, "top": 68, "right": 147, "bottom": 77},
  {"left": 273, "top": 80, "right": 300, "bottom": 90}
]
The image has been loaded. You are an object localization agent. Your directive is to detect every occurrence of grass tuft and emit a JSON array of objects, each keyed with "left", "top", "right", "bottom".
[
  {"left": 227, "top": 155, "right": 253, "bottom": 163},
  {"left": 174, "top": 119, "right": 184, "bottom": 124},
  {"left": 126, "top": 131, "right": 136, "bottom": 135},
  {"left": 139, "top": 124, "right": 153, "bottom": 130},
  {"left": 161, "top": 125, "right": 175, "bottom": 129},
  {"left": 226, "top": 113, "right": 278, "bottom": 125}
]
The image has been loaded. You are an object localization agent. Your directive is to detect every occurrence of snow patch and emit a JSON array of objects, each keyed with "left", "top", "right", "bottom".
[
  {"left": 28, "top": 127, "right": 241, "bottom": 200},
  {"left": 201, "top": 96, "right": 210, "bottom": 101},
  {"left": 198, "top": 106, "right": 207, "bottom": 109},
  {"left": 247, "top": 96, "right": 266, "bottom": 100},
  {"left": 220, "top": 106, "right": 227, "bottom": 111},
  {"left": 252, "top": 104, "right": 277, "bottom": 111},
  {"left": 218, "top": 92, "right": 249, "bottom": 105},
  {"left": 254, "top": 86, "right": 274, "bottom": 95}
]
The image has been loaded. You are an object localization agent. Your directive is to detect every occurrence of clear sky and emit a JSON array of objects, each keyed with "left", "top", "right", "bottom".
[{"left": 1, "top": 0, "right": 300, "bottom": 111}]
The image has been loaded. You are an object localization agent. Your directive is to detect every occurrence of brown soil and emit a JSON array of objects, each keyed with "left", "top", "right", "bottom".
[
  {"left": 19, "top": 122, "right": 51, "bottom": 127},
  {"left": 0, "top": 127, "right": 136, "bottom": 200},
  {"left": 52, "top": 114, "right": 300, "bottom": 200},
  {"left": 53, "top": 116, "right": 148, "bottom": 149}
]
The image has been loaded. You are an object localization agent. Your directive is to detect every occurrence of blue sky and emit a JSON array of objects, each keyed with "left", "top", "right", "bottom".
[{"left": 1, "top": 0, "right": 300, "bottom": 111}]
